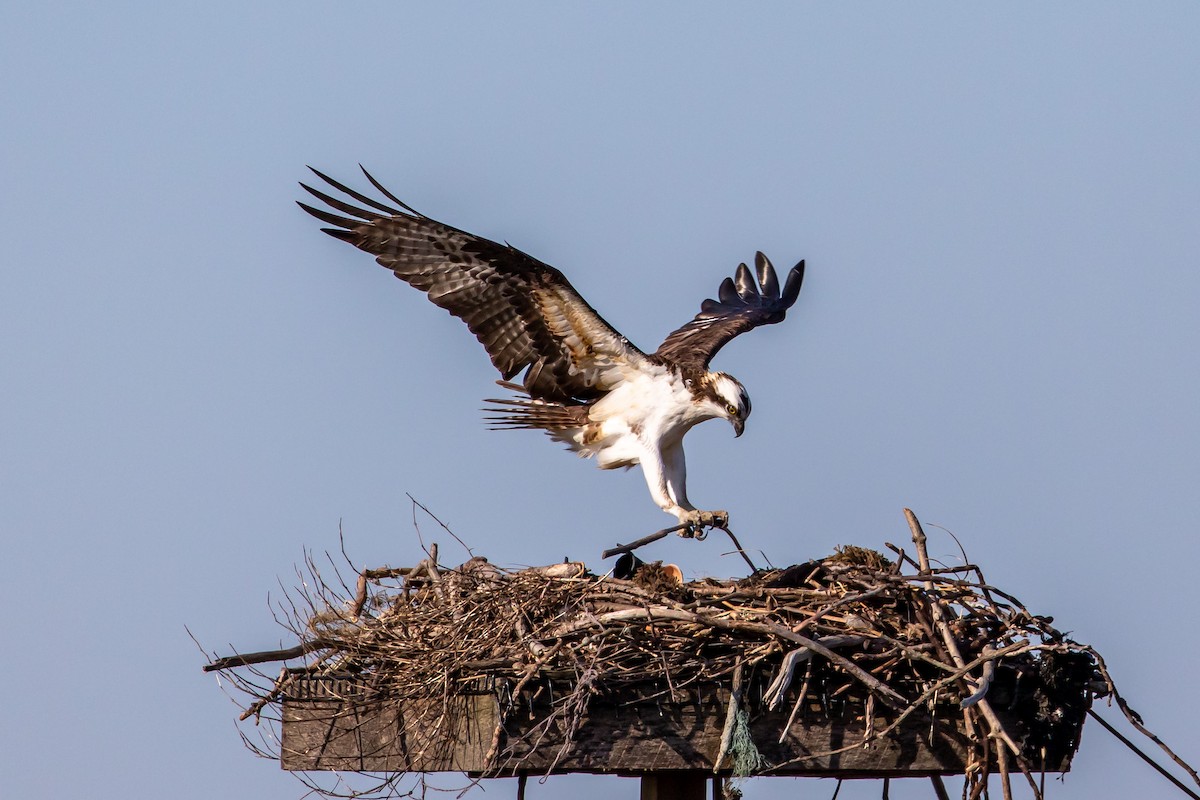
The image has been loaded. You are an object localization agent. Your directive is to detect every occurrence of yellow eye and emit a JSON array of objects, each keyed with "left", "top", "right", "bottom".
[{"left": 726, "top": 403, "right": 738, "bottom": 415}]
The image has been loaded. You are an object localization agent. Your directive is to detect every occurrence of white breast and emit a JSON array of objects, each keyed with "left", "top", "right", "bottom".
[{"left": 556, "top": 366, "right": 719, "bottom": 469}]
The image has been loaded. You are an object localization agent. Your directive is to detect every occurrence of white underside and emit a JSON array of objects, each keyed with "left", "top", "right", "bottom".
[{"left": 547, "top": 365, "right": 724, "bottom": 522}]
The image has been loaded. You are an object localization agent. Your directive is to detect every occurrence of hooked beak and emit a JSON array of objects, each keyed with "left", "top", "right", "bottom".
[{"left": 732, "top": 417, "right": 744, "bottom": 438}]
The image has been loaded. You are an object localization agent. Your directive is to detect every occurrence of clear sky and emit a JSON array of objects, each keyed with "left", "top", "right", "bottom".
[{"left": 3, "top": 4, "right": 1198, "bottom": 799}]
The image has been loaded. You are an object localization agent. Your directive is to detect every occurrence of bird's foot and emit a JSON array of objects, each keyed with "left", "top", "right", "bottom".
[{"left": 678, "top": 509, "right": 730, "bottom": 539}]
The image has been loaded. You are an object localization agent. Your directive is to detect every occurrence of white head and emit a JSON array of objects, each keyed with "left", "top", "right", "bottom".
[{"left": 700, "top": 372, "right": 751, "bottom": 437}]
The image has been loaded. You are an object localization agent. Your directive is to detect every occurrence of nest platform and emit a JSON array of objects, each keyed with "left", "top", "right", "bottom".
[{"left": 203, "top": 511, "right": 1170, "bottom": 799}]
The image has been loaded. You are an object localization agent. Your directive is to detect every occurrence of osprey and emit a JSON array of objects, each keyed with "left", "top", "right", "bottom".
[{"left": 299, "top": 168, "right": 805, "bottom": 534}]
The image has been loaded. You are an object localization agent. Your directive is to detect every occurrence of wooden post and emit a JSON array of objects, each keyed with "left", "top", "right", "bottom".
[{"left": 640, "top": 772, "right": 708, "bottom": 800}]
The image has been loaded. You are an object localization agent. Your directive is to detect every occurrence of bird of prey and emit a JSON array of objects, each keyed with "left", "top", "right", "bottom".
[{"left": 299, "top": 168, "right": 805, "bottom": 534}]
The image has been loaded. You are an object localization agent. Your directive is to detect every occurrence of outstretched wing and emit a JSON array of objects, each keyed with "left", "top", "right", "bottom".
[
  {"left": 654, "top": 253, "right": 804, "bottom": 372},
  {"left": 299, "top": 168, "right": 650, "bottom": 403}
]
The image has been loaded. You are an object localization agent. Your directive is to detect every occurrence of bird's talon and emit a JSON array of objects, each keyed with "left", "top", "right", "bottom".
[{"left": 678, "top": 510, "right": 729, "bottom": 537}]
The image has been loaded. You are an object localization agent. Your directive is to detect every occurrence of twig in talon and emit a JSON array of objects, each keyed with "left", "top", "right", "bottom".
[{"left": 602, "top": 523, "right": 688, "bottom": 560}]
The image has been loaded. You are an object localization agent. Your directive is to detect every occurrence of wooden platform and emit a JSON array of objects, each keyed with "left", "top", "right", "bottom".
[{"left": 281, "top": 675, "right": 1081, "bottom": 777}]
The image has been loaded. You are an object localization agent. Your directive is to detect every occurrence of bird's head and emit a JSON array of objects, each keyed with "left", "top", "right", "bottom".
[{"left": 701, "top": 372, "right": 751, "bottom": 437}]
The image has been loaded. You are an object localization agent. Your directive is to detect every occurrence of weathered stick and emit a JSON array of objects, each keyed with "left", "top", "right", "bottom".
[
  {"left": 764, "top": 648, "right": 808, "bottom": 710},
  {"left": 906, "top": 508, "right": 1042, "bottom": 798},
  {"left": 997, "top": 738, "right": 1014, "bottom": 800},
  {"left": 779, "top": 663, "right": 812, "bottom": 744},
  {"left": 602, "top": 524, "right": 687, "bottom": 559},
  {"left": 238, "top": 666, "right": 291, "bottom": 722},
  {"left": 483, "top": 641, "right": 563, "bottom": 769},
  {"left": 1090, "top": 647, "right": 1200, "bottom": 789},
  {"left": 1086, "top": 709, "right": 1200, "bottom": 800},
  {"left": 204, "top": 641, "right": 326, "bottom": 672},
  {"left": 602, "top": 522, "right": 758, "bottom": 574},
  {"left": 554, "top": 606, "right": 904, "bottom": 707},
  {"left": 351, "top": 566, "right": 410, "bottom": 620},
  {"left": 521, "top": 562, "right": 587, "bottom": 578}
]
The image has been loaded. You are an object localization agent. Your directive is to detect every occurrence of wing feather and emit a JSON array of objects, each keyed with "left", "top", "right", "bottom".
[
  {"left": 758, "top": 256, "right": 780, "bottom": 299},
  {"left": 299, "top": 168, "right": 648, "bottom": 401},
  {"left": 306, "top": 167, "right": 406, "bottom": 216},
  {"left": 654, "top": 253, "right": 805, "bottom": 371}
]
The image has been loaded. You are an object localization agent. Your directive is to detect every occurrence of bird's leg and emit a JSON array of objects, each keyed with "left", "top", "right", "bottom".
[
  {"left": 639, "top": 445, "right": 729, "bottom": 538},
  {"left": 641, "top": 447, "right": 696, "bottom": 526},
  {"left": 660, "top": 443, "right": 729, "bottom": 537}
]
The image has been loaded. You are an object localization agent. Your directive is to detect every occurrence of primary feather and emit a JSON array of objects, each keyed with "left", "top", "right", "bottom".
[{"left": 655, "top": 252, "right": 805, "bottom": 372}]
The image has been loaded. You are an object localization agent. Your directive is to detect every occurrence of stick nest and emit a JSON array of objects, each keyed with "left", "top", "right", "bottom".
[{"left": 208, "top": 520, "right": 1192, "bottom": 800}]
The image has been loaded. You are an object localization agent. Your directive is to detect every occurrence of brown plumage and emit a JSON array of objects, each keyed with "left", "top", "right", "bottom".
[
  {"left": 298, "top": 167, "right": 807, "bottom": 528},
  {"left": 299, "top": 167, "right": 647, "bottom": 404},
  {"left": 655, "top": 252, "right": 805, "bottom": 372}
]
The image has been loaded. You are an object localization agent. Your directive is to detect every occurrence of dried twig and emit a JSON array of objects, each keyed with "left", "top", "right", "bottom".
[
  {"left": 204, "top": 641, "right": 326, "bottom": 672},
  {"left": 602, "top": 523, "right": 688, "bottom": 559},
  {"left": 1086, "top": 710, "right": 1200, "bottom": 800}
]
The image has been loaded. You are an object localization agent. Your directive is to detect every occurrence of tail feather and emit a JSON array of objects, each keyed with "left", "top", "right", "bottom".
[{"left": 483, "top": 382, "right": 590, "bottom": 432}]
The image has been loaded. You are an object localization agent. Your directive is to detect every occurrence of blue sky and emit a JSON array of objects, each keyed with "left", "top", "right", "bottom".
[{"left": 3, "top": 4, "right": 1198, "bottom": 799}]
